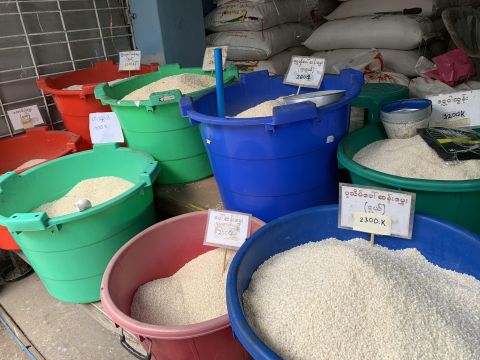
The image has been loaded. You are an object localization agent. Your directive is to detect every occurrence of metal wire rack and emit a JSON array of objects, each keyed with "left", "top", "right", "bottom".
[{"left": 0, "top": 0, "right": 135, "bottom": 138}]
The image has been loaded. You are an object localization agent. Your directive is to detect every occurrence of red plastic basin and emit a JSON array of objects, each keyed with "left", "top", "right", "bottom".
[
  {"left": 0, "top": 127, "right": 80, "bottom": 250},
  {"left": 101, "top": 211, "right": 265, "bottom": 360},
  {"left": 37, "top": 61, "right": 158, "bottom": 150}
]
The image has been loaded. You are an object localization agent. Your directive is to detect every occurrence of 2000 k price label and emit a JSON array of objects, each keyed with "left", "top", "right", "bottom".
[{"left": 353, "top": 212, "right": 392, "bottom": 236}]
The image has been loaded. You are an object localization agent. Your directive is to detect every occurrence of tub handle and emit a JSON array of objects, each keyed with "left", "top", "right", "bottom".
[{"left": 119, "top": 328, "right": 152, "bottom": 360}]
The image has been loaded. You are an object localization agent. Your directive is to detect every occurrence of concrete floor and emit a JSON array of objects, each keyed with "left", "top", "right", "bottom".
[{"left": 0, "top": 274, "right": 133, "bottom": 360}]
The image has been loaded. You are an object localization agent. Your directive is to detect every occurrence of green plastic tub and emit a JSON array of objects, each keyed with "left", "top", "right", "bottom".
[
  {"left": 95, "top": 64, "right": 239, "bottom": 184},
  {"left": 337, "top": 124, "right": 480, "bottom": 234},
  {"left": 0, "top": 144, "right": 159, "bottom": 303}
]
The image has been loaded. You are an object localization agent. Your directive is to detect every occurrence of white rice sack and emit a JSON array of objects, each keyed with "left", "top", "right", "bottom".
[
  {"left": 408, "top": 76, "right": 455, "bottom": 97},
  {"left": 325, "top": 0, "right": 434, "bottom": 20},
  {"left": 433, "top": 0, "right": 480, "bottom": 15},
  {"left": 364, "top": 72, "right": 410, "bottom": 86},
  {"left": 304, "top": 15, "right": 435, "bottom": 51},
  {"left": 227, "top": 46, "right": 312, "bottom": 74},
  {"left": 206, "top": 23, "right": 312, "bottom": 61},
  {"left": 312, "top": 49, "right": 423, "bottom": 77},
  {"left": 206, "top": 0, "right": 319, "bottom": 31}
]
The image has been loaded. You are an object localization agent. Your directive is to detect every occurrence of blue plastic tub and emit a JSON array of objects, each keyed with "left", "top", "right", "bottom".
[
  {"left": 226, "top": 205, "right": 480, "bottom": 359},
  {"left": 181, "top": 70, "right": 363, "bottom": 221}
]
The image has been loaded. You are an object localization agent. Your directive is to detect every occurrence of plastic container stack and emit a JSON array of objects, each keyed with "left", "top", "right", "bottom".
[
  {"left": 37, "top": 61, "right": 158, "bottom": 149},
  {"left": 0, "top": 127, "right": 80, "bottom": 251},
  {"left": 101, "top": 211, "right": 264, "bottom": 360},
  {"left": 204, "top": 0, "right": 335, "bottom": 75},
  {"left": 0, "top": 144, "right": 159, "bottom": 302},
  {"left": 95, "top": 64, "right": 239, "bottom": 184},
  {"left": 181, "top": 69, "right": 363, "bottom": 221}
]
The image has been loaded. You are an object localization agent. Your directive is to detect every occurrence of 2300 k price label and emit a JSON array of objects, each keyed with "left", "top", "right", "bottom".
[{"left": 353, "top": 212, "right": 392, "bottom": 236}]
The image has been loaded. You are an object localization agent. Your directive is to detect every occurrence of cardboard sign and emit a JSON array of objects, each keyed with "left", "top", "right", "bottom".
[
  {"left": 427, "top": 89, "right": 480, "bottom": 128},
  {"left": 89, "top": 112, "right": 124, "bottom": 144},
  {"left": 7, "top": 105, "right": 44, "bottom": 131},
  {"left": 284, "top": 56, "right": 326, "bottom": 89},
  {"left": 119, "top": 51, "right": 141, "bottom": 71},
  {"left": 202, "top": 46, "right": 228, "bottom": 71},
  {"left": 339, "top": 183, "right": 415, "bottom": 239},
  {"left": 204, "top": 210, "right": 251, "bottom": 250}
]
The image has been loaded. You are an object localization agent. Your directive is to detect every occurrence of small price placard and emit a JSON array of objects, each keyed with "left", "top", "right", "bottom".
[
  {"left": 339, "top": 183, "right": 415, "bottom": 239},
  {"left": 89, "top": 112, "right": 124, "bottom": 144},
  {"left": 202, "top": 46, "right": 228, "bottom": 71},
  {"left": 427, "top": 89, "right": 480, "bottom": 128},
  {"left": 204, "top": 209, "right": 251, "bottom": 250},
  {"left": 284, "top": 56, "right": 326, "bottom": 89},
  {"left": 119, "top": 50, "right": 141, "bottom": 71},
  {"left": 7, "top": 105, "right": 44, "bottom": 131}
]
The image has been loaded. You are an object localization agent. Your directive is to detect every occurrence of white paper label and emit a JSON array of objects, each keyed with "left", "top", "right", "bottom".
[
  {"left": 204, "top": 210, "right": 251, "bottom": 250},
  {"left": 353, "top": 212, "right": 392, "bottom": 236},
  {"left": 89, "top": 112, "right": 124, "bottom": 144},
  {"left": 119, "top": 51, "right": 141, "bottom": 71},
  {"left": 427, "top": 90, "right": 480, "bottom": 128},
  {"left": 7, "top": 105, "right": 44, "bottom": 131},
  {"left": 202, "top": 46, "right": 228, "bottom": 71},
  {"left": 284, "top": 56, "right": 326, "bottom": 89},
  {"left": 339, "top": 184, "right": 415, "bottom": 239}
]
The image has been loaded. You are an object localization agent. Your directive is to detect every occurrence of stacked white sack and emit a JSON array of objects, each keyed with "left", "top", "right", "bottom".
[{"left": 205, "top": 0, "right": 336, "bottom": 74}]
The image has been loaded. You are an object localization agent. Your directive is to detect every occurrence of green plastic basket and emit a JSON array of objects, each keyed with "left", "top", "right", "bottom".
[
  {"left": 95, "top": 64, "right": 239, "bottom": 184},
  {"left": 0, "top": 144, "right": 159, "bottom": 303},
  {"left": 337, "top": 124, "right": 480, "bottom": 234}
]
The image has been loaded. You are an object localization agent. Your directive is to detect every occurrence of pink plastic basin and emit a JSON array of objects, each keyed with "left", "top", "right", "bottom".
[{"left": 101, "top": 211, "right": 264, "bottom": 360}]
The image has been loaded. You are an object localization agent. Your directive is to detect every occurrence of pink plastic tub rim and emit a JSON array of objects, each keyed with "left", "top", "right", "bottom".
[{"left": 100, "top": 211, "right": 265, "bottom": 340}]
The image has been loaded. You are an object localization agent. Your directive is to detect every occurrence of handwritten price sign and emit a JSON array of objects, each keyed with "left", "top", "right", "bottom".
[
  {"left": 7, "top": 105, "right": 44, "bottom": 131},
  {"left": 427, "top": 89, "right": 480, "bottom": 128},
  {"left": 89, "top": 112, "right": 124, "bottom": 144},
  {"left": 204, "top": 210, "right": 251, "bottom": 250},
  {"left": 202, "top": 46, "right": 228, "bottom": 71},
  {"left": 339, "top": 183, "right": 415, "bottom": 239},
  {"left": 119, "top": 51, "right": 141, "bottom": 71},
  {"left": 284, "top": 56, "right": 326, "bottom": 89}
]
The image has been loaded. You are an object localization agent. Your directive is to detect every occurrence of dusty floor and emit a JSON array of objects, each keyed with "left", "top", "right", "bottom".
[{"left": 0, "top": 274, "right": 133, "bottom": 360}]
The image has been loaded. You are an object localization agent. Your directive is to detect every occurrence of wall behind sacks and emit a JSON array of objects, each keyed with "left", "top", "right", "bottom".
[{"left": 0, "top": 0, "right": 134, "bottom": 139}]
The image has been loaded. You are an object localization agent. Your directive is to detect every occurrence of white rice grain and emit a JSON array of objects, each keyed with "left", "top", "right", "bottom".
[
  {"left": 34, "top": 176, "right": 133, "bottom": 217},
  {"left": 131, "top": 248, "right": 235, "bottom": 326},
  {"left": 122, "top": 74, "right": 216, "bottom": 101},
  {"left": 353, "top": 135, "right": 480, "bottom": 180},
  {"left": 244, "top": 238, "right": 480, "bottom": 360}
]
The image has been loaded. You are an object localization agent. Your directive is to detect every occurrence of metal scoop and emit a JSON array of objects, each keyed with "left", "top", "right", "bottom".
[{"left": 283, "top": 90, "right": 346, "bottom": 108}]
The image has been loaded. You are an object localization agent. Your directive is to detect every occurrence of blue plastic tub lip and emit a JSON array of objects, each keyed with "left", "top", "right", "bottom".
[
  {"left": 337, "top": 131, "right": 480, "bottom": 193},
  {"left": 382, "top": 98, "right": 432, "bottom": 112},
  {"left": 226, "top": 204, "right": 480, "bottom": 359},
  {"left": 184, "top": 69, "right": 363, "bottom": 127}
]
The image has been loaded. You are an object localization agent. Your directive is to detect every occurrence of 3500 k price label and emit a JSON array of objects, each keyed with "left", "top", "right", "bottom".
[{"left": 353, "top": 212, "right": 391, "bottom": 236}]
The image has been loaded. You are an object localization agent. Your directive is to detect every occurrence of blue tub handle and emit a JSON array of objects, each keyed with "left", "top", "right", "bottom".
[
  {"left": 180, "top": 96, "right": 194, "bottom": 120},
  {"left": 266, "top": 101, "right": 318, "bottom": 132}
]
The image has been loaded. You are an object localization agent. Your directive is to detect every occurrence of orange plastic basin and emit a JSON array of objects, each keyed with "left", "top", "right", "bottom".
[
  {"left": 37, "top": 61, "right": 158, "bottom": 150},
  {"left": 0, "top": 127, "right": 80, "bottom": 250}
]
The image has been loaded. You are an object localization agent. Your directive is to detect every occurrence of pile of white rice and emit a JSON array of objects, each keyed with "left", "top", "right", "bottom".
[
  {"left": 353, "top": 135, "right": 480, "bottom": 180},
  {"left": 234, "top": 97, "right": 285, "bottom": 118},
  {"left": 34, "top": 176, "right": 133, "bottom": 217},
  {"left": 122, "top": 74, "right": 216, "bottom": 101},
  {"left": 131, "top": 248, "right": 235, "bottom": 326},
  {"left": 244, "top": 238, "right": 480, "bottom": 360}
]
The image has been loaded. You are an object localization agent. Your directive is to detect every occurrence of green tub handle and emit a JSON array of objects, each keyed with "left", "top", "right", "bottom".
[
  {"left": 139, "top": 160, "right": 160, "bottom": 187},
  {"left": 5, "top": 212, "right": 51, "bottom": 232},
  {"left": 145, "top": 90, "right": 182, "bottom": 112}
]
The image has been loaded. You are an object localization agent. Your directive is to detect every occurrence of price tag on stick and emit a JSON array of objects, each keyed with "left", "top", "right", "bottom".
[
  {"left": 89, "top": 112, "right": 124, "bottom": 144},
  {"left": 284, "top": 56, "right": 326, "bottom": 93},
  {"left": 202, "top": 46, "right": 228, "bottom": 71},
  {"left": 7, "top": 105, "right": 44, "bottom": 131},
  {"left": 119, "top": 51, "right": 141, "bottom": 71},
  {"left": 339, "top": 183, "right": 416, "bottom": 243},
  {"left": 205, "top": 210, "right": 252, "bottom": 272}
]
